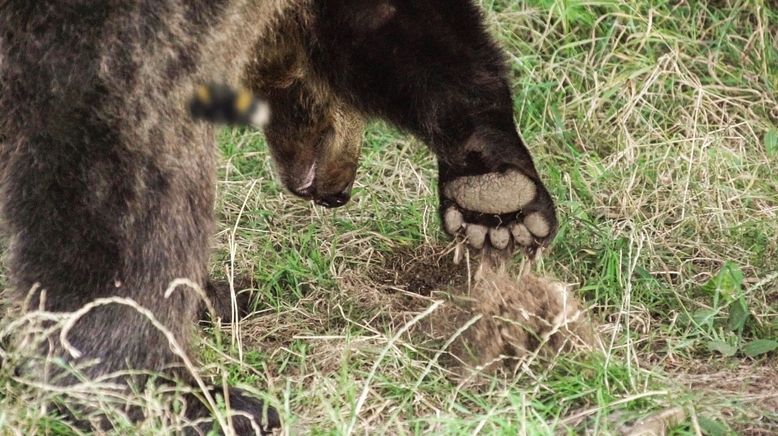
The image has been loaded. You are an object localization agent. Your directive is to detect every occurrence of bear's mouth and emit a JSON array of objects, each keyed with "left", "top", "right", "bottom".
[
  {"left": 289, "top": 163, "right": 316, "bottom": 198},
  {"left": 312, "top": 181, "right": 353, "bottom": 208},
  {"left": 286, "top": 161, "right": 353, "bottom": 209}
]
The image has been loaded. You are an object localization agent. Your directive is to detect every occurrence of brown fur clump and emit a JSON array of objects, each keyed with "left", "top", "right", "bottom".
[{"left": 434, "top": 257, "right": 597, "bottom": 372}]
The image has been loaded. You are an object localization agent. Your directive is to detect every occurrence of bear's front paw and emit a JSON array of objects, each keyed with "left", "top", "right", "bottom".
[{"left": 440, "top": 169, "right": 557, "bottom": 256}]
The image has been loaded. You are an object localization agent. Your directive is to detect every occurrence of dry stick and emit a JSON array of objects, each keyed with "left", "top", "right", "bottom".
[
  {"left": 228, "top": 179, "right": 257, "bottom": 362},
  {"left": 22, "top": 283, "right": 42, "bottom": 314},
  {"left": 0, "top": 311, "right": 61, "bottom": 346},
  {"left": 164, "top": 278, "right": 216, "bottom": 317},
  {"left": 620, "top": 406, "right": 688, "bottom": 436},
  {"left": 346, "top": 300, "right": 444, "bottom": 436}
]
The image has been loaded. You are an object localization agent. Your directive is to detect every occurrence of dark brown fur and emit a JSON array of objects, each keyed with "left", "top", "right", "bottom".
[{"left": 1, "top": 0, "right": 558, "bottom": 433}]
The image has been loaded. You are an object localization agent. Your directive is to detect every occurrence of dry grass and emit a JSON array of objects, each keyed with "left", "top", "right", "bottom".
[{"left": 1, "top": 0, "right": 777, "bottom": 434}]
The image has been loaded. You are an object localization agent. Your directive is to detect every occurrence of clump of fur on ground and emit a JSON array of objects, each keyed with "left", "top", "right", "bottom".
[{"left": 432, "top": 252, "right": 597, "bottom": 372}]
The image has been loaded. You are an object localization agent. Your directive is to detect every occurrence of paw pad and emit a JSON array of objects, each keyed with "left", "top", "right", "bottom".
[
  {"left": 441, "top": 169, "right": 557, "bottom": 254},
  {"left": 443, "top": 170, "right": 536, "bottom": 214}
]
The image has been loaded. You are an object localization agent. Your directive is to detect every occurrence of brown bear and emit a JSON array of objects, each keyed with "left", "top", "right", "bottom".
[{"left": 0, "top": 0, "right": 557, "bottom": 433}]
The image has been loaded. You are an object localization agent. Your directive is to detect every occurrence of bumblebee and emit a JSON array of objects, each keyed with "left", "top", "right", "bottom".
[{"left": 189, "top": 83, "right": 270, "bottom": 128}]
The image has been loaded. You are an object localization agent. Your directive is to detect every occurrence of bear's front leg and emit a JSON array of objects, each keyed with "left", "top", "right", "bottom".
[{"left": 307, "top": 0, "right": 559, "bottom": 255}]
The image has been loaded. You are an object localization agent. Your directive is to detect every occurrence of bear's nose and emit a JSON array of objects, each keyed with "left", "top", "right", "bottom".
[{"left": 315, "top": 189, "right": 351, "bottom": 208}]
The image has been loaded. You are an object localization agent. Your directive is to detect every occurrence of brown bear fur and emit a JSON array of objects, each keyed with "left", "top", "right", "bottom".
[
  {"left": 0, "top": 1, "right": 301, "bottom": 432},
  {"left": 440, "top": 260, "right": 597, "bottom": 373},
  {"left": 250, "top": 1, "right": 558, "bottom": 252}
]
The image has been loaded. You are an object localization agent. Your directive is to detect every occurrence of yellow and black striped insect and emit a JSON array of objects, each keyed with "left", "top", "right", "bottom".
[{"left": 189, "top": 83, "right": 270, "bottom": 128}]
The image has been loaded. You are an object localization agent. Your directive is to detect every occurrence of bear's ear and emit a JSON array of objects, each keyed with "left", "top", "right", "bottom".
[{"left": 348, "top": 2, "right": 397, "bottom": 33}]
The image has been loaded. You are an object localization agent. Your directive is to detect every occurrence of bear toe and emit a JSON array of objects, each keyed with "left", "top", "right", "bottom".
[
  {"left": 488, "top": 227, "right": 511, "bottom": 250},
  {"left": 443, "top": 207, "right": 465, "bottom": 235},
  {"left": 524, "top": 212, "right": 550, "bottom": 238},
  {"left": 510, "top": 223, "right": 533, "bottom": 246},
  {"left": 465, "top": 224, "right": 488, "bottom": 249}
]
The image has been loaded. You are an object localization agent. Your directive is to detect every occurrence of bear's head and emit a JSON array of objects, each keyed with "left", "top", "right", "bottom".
[{"left": 261, "top": 80, "right": 365, "bottom": 209}]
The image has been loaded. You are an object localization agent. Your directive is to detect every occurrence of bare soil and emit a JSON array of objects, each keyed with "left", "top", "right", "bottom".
[{"left": 374, "top": 245, "right": 469, "bottom": 296}]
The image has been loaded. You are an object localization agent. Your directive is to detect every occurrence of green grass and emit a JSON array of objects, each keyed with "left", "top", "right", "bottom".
[{"left": 2, "top": 0, "right": 777, "bottom": 434}]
